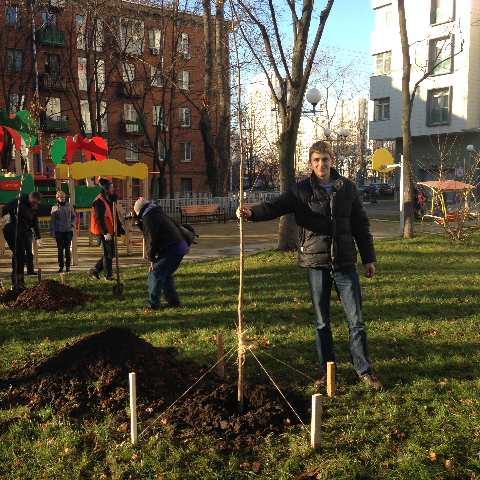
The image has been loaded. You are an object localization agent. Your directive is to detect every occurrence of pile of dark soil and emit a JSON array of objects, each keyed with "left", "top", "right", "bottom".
[
  {"left": 2, "top": 279, "right": 94, "bottom": 311},
  {"left": 0, "top": 327, "right": 310, "bottom": 447}
]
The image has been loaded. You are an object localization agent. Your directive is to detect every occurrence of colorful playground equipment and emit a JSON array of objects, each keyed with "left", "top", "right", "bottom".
[{"left": 419, "top": 180, "right": 480, "bottom": 237}]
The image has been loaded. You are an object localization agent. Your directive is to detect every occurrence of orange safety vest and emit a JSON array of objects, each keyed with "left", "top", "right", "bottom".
[{"left": 90, "top": 194, "right": 114, "bottom": 235}]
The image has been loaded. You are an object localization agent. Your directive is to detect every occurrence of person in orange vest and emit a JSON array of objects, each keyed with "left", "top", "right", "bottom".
[{"left": 88, "top": 178, "right": 124, "bottom": 281}]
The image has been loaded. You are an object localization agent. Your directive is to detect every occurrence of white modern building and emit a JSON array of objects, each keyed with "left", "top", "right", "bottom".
[{"left": 369, "top": 0, "right": 480, "bottom": 183}]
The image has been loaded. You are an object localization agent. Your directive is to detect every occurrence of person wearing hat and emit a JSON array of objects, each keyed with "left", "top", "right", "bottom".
[
  {"left": 88, "top": 178, "right": 124, "bottom": 281},
  {"left": 50, "top": 190, "right": 77, "bottom": 272},
  {"left": 133, "top": 197, "right": 189, "bottom": 310}
]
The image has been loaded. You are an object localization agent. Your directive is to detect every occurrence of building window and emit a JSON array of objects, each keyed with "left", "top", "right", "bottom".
[
  {"left": 431, "top": 0, "right": 454, "bottom": 24},
  {"left": 95, "top": 59, "right": 106, "bottom": 91},
  {"left": 42, "top": 11, "right": 57, "bottom": 29},
  {"left": 153, "top": 106, "right": 163, "bottom": 126},
  {"left": 180, "top": 142, "right": 191, "bottom": 162},
  {"left": 93, "top": 18, "right": 104, "bottom": 52},
  {"left": 123, "top": 63, "right": 135, "bottom": 83},
  {"left": 374, "top": 98, "right": 390, "bottom": 121},
  {"left": 46, "top": 97, "right": 61, "bottom": 118},
  {"left": 428, "top": 87, "right": 450, "bottom": 125},
  {"left": 78, "top": 57, "right": 87, "bottom": 90},
  {"left": 126, "top": 139, "right": 139, "bottom": 161},
  {"left": 76, "top": 15, "right": 86, "bottom": 49},
  {"left": 177, "top": 32, "right": 189, "bottom": 58},
  {"left": 45, "top": 53, "right": 60, "bottom": 74},
  {"left": 178, "top": 70, "right": 189, "bottom": 90},
  {"left": 429, "top": 36, "right": 453, "bottom": 75},
  {"left": 132, "top": 177, "right": 140, "bottom": 198},
  {"left": 80, "top": 99, "right": 92, "bottom": 133},
  {"left": 10, "top": 94, "right": 24, "bottom": 114},
  {"left": 124, "top": 104, "right": 137, "bottom": 122},
  {"left": 99, "top": 101, "right": 108, "bottom": 132},
  {"left": 375, "top": 51, "right": 391, "bottom": 75},
  {"left": 179, "top": 107, "right": 190, "bottom": 127},
  {"left": 375, "top": 4, "right": 392, "bottom": 29},
  {"left": 149, "top": 28, "right": 162, "bottom": 53},
  {"left": 181, "top": 178, "right": 192, "bottom": 197},
  {"left": 7, "top": 49, "right": 22, "bottom": 72},
  {"left": 158, "top": 140, "right": 165, "bottom": 161},
  {"left": 151, "top": 66, "right": 163, "bottom": 87},
  {"left": 5, "top": 5, "right": 20, "bottom": 27},
  {"left": 120, "top": 19, "right": 144, "bottom": 56}
]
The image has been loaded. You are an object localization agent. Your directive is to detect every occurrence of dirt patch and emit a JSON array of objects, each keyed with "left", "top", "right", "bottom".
[
  {"left": 0, "top": 327, "right": 308, "bottom": 448},
  {"left": 2, "top": 279, "right": 95, "bottom": 311}
]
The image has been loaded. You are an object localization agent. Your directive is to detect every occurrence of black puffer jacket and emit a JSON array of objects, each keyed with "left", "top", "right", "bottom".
[
  {"left": 2, "top": 193, "right": 41, "bottom": 238},
  {"left": 250, "top": 169, "right": 376, "bottom": 269},
  {"left": 140, "top": 205, "right": 185, "bottom": 262}
]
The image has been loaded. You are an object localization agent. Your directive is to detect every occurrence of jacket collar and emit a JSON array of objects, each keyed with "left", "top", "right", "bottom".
[{"left": 309, "top": 168, "right": 343, "bottom": 191}]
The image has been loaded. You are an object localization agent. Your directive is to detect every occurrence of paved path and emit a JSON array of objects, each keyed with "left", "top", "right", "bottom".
[{"left": 0, "top": 201, "right": 413, "bottom": 282}]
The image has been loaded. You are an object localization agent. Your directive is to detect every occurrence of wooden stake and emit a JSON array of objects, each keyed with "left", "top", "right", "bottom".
[
  {"left": 129, "top": 372, "right": 137, "bottom": 444},
  {"left": 61, "top": 273, "right": 66, "bottom": 285},
  {"left": 37, "top": 269, "right": 42, "bottom": 283},
  {"left": 327, "top": 362, "right": 335, "bottom": 397},
  {"left": 217, "top": 333, "right": 224, "bottom": 378},
  {"left": 310, "top": 393, "right": 322, "bottom": 449}
]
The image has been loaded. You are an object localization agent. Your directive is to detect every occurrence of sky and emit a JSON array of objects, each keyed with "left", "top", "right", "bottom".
[{"left": 320, "top": 0, "right": 375, "bottom": 67}]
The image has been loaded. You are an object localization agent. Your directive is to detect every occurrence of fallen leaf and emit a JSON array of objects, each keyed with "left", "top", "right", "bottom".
[
  {"left": 117, "top": 423, "right": 128, "bottom": 433},
  {"left": 131, "top": 454, "right": 139, "bottom": 462},
  {"left": 199, "top": 449, "right": 213, "bottom": 455},
  {"left": 239, "top": 462, "right": 250, "bottom": 470},
  {"left": 283, "top": 418, "right": 291, "bottom": 426},
  {"left": 252, "top": 461, "right": 261, "bottom": 473},
  {"left": 445, "top": 459, "right": 452, "bottom": 470},
  {"left": 93, "top": 445, "right": 103, "bottom": 454},
  {"left": 338, "top": 387, "right": 346, "bottom": 393},
  {"left": 429, "top": 452, "right": 437, "bottom": 462},
  {"left": 64, "top": 446, "right": 75, "bottom": 455}
]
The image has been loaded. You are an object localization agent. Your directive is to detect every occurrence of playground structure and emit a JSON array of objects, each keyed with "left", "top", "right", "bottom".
[{"left": 419, "top": 180, "right": 480, "bottom": 238}]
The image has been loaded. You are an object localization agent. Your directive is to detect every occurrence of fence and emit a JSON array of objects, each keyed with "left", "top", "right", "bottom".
[{"left": 118, "top": 191, "right": 279, "bottom": 222}]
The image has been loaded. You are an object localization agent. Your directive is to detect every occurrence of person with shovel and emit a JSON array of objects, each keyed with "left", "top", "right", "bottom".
[
  {"left": 88, "top": 178, "right": 124, "bottom": 282},
  {"left": 2, "top": 190, "right": 44, "bottom": 292},
  {"left": 236, "top": 141, "right": 383, "bottom": 391},
  {"left": 133, "top": 198, "right": 189, "bottom": 311}
]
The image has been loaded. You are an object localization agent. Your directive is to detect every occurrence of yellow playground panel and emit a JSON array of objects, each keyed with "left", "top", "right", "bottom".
[{"left": 419, "top": 180, "right": 480, "bottom": 236}]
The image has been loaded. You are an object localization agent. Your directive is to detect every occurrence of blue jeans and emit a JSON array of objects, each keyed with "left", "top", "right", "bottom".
[
  {"left": 307, "top": 265, "right": 372, "bottom": 377},
  {"left": 147, "top": 252, "right": 183, "bottom": 309},
  {"left": 55, "top": 231, "right": 73, "bottom": 266},
  {"left": 93, "top": 236, "right": 114, "bottom": 279}
]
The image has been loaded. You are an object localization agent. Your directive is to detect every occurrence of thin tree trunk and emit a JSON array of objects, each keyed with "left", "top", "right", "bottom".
[{"left": 398, "top": 0, "right": 414, "bottom": 238}]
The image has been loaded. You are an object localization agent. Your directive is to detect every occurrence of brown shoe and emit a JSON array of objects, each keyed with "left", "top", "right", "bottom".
[
  {"left": 88, "top": 269, "right": 100, "bottom": 280},
  {"left": 360, "top": 374, "right": 383, "bottom": 391},
  {"left": 314, "top": 372, "right": 327, "bottom": 388}
]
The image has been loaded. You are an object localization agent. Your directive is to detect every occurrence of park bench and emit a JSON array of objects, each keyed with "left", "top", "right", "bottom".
[{"left": 180, "top": 204, "right": 226, "bottom": 224}]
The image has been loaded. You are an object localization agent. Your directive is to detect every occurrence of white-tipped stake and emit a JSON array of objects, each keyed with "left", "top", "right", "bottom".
[
  {"left": 311, "top": 393, "right": 322, "bottom": 449},
  {"left": 217, "top": 333, "right": 224, "bottom": 378},
  {"left": 61, "top": 273, "right": 66, "bottom": 285},
  {"left": 327, "top": 362, "right": 335, "bottom": 397},
  {"left": 129, "top": 372, "right": 137, "bottom": 444}
]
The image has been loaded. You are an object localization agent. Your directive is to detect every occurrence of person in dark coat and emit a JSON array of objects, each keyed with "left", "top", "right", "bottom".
[
  {"left": 237, "top": 141, "right": 383, "bottom": 390},
  {"left": 2, "top": 191, "right": 44, "bottom": 292},
  {"left": 133, "top": 198, "right": 189, "bottom": 311},
  {"left": 88, "top": 178, "right": 124, "bottom": 281}
]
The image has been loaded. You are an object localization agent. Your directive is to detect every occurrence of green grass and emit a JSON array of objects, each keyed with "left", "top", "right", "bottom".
[{"left": 1, "top": 234, "right": 480, "bottom": 479}]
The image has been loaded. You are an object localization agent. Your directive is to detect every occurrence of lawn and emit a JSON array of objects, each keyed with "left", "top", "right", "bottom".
[{"left": 0, "top": 234, "right": 479, "bottom": 479}]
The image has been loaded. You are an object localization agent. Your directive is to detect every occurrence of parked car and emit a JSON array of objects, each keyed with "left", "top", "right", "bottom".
[
  {"left": 359, "top": 185, "right": 379, "bottom": 197},
  {"left": 370, "top": 183, "right": 394, "bottom": 196}
]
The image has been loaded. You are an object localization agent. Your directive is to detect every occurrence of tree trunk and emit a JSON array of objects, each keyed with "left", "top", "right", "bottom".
[{"left": 398, "top": 0, "right": 414, "bottom": 238}]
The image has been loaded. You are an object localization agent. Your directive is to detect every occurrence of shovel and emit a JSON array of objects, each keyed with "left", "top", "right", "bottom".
[{"left": 112, "top": 202, "right": 124, "bottom": 297}]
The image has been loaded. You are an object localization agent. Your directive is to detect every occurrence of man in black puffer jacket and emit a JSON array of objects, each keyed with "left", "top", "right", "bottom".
[
  {"left": 134, "top": 198, "right": 189, "bottom": 311},
  {"left": 237, "top": 141, "right": 383, "bottom": 390}
]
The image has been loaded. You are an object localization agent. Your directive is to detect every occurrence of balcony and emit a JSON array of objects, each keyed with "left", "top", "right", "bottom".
[
  {"left": 40, "top": 74, "right": 67, "bottom": 90},
  {"left": 119, "top": 81, "right": 146, "bottom": 98},
  {"left": 42, "top": 115, "right": 69, "bottom": 132},
  {"left": 121, "top": 121, "right": 145, "bottom": 135},
  {"left": 37, "top": 28, "right": 65, "bottom": 46}
]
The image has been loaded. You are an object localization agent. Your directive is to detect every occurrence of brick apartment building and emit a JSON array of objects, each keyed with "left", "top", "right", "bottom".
[{"left": 0, "top": 0, "right": 227, "bottom": 200}]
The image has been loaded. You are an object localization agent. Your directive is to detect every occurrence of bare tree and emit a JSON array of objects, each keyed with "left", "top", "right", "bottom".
[
  {"left": 397, "top": 0, "right": 463, "bottom": 238},
  {"left": 232, "top": 0, "right": 335, "bottom": 250}
]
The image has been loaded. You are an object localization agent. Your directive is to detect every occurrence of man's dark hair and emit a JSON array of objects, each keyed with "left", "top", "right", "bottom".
[{"left": 29, "top": 191, "right": 42, "bottom": 201}]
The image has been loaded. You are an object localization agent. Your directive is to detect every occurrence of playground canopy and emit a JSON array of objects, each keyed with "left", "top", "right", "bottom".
[{"left": 418, "top": 180, "right": 475, "bottom": 191}]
